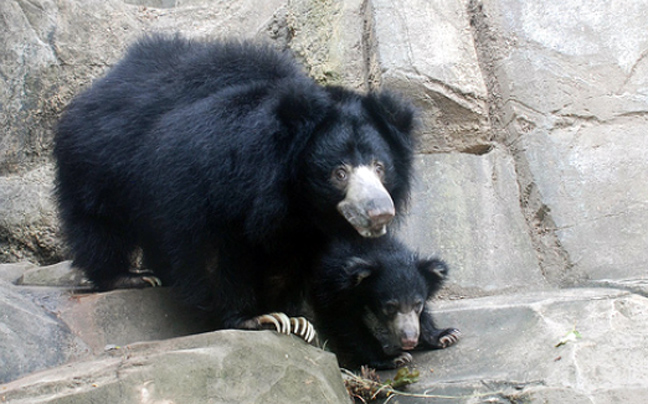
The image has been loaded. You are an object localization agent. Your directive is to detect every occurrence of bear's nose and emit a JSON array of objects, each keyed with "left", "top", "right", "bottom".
[
  {"left": 367, "top": 196, "right": 395, "bottom": 227},
  {"left": 367, "top": 207, "right": 395, "bottom": 227}
]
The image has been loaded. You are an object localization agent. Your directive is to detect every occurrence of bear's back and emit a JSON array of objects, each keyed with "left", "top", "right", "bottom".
[{"left": 103, "top": 35, "right": 304, "bottom": 105}]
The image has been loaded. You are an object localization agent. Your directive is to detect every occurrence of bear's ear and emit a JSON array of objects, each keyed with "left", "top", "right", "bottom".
[
  {"left": 344, "top": 257, "right": 375, "bottom": 287},
  {"left": 363, "top": 91, "right": 416, "bottom": 137},
  {"left": 275, "top": 82, "right": 330, "bottom": 133},
  {"left": 417, "top": 257, "right": 449, "bottom": 293}
]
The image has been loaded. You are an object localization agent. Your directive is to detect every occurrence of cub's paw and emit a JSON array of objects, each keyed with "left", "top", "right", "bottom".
[
  {"left": 435, "top": 328, "right": 461, "bottom": 348},
  {"left": 392, "top": 352, "right": 413, "bottom": 368}
]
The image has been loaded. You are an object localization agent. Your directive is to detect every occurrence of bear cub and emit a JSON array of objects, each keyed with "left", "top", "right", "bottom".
[{"left": 310, "top": 235, "right": 461, "bottom": 369}]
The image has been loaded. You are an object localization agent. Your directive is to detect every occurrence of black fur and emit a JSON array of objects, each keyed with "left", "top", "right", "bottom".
[
  {"left": 310, "top": 235, "right": 459, "bottom": 369},
  {"left": 53, "top": 35, "right": 415, "bottom": 329}
]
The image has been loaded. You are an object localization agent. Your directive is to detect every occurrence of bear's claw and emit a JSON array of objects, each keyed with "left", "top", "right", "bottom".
[
  {"left": 142, "top": 276, "right": 163, "bottom": 287},
  {"left": 290, "top": 317, "right": 317, "bottom": 343},
  {"left": 438, "top": 328, "right": 461, "bottom": 348},
  {"left": 103, "top": 273, "right": 162, "bottom": 289},
  {"left": 250, "top": 312, "right": 317, "bottom": 343},
  {"left": 257, "top": 312, "right": 291, "bottom": 335}
]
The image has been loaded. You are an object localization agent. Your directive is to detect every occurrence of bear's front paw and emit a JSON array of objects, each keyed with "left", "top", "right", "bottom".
[
  {"left": 101, "top": 272, "right": 162, "bottom": 290},
  {"left": 242, "top": 312, "right": 317, "bottom": 343}
]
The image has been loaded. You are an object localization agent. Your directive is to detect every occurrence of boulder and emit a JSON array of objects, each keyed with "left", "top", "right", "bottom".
[
  {"left": 56, "top": 288, "right": 213, "bottom": 355},
  {"left": 0, "top": 281, "right": 89, "bottom": 384},
  {"left": 1, "top": 330, "right": 352, "bottom": 404}
]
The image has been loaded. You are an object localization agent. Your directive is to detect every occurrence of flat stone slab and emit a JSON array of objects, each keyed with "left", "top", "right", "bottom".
[
  {"left": 377, "top": 288, "right": 648, "bottom": 403},
  {"left": 1, "top": 330, "right": 352, "bottom": 404}
]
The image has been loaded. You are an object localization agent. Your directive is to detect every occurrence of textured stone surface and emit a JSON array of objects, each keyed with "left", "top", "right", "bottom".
[
  {"left": 0, "top": 281, "right": 90, "bottom": 384},
  {"left": 519, "top": 119, "right": 648, "bottom": 282},
  {"left": 57, "top": 288, "right": 213, "bottom": 354},
  {"left": 0, "top": 0, "right": 141, "bottom": 173},
  {"left": 267, "top": 0, "right": 368, "bottom": 90},
  {"left": 475, "top": 0, "right": 648, "bottom": 286},
  {"left": 0, "top": 0, "right": 142, "bottom": 263},
  {"left": 0, "top": 262, "right": 36, "bottom": 283},
  {"left": 371, "top": 0, "right": 491, "bottom": 153},
  {"left": 141, "top": 0, "right": 287, "bottom": 40},
  {"left": 0, "top": 164, "right": 62, "bottom": 264},
  {"left": 1, "top": 331, "right": 352, "bottom": 404},
  {"left": 398, "top": 149, "right": 545, "bottom": 295}
]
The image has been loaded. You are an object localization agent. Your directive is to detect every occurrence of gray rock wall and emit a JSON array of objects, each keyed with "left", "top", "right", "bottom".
[{"left": 468, "top": 0, "right": 648, "bottom": 290}]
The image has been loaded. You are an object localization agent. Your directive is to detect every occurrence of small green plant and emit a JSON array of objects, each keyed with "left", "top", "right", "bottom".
[
  {"left": 555, "top": 326, "right": 582, "bottom": 348},
  {"left": 342, "top": 366, "right": 419, "bottom": 403}
]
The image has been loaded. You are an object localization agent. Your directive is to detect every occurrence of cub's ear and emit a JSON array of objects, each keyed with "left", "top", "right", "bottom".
[
  {"left": 417, "top": 257, "right": 449, "bottom": 294},
  {"left": 344, "top": 257, "right": 375, "bottom": 287},
  {"left": 363, "top": 91, "right": 416, "bottom": 136}
]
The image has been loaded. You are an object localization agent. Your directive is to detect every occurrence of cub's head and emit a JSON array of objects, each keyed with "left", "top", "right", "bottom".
[
  {"left": 341, "top": 240, "right": 448, "bottom": 355},
  {"left": 279, "top": 86, "right": 416, "bottom": 237}
]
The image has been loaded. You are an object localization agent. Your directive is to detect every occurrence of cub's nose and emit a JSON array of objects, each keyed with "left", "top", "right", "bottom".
[
  {"left": 400, "top": 328, "right": 419, "bottom": 351},
  {"left": 401, "top": 337, "right": 418, "bottom": 351}
]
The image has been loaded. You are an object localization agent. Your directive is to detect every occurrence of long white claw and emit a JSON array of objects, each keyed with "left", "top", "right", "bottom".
[
  {"left": 252, "top": 313, "right": 317, "bottom": 343},
  {"left": 289, "top": 317, "right": 317, "bottom": 343},
  {"left": 256, "top": 314, "right": 280, "bottom": 332},
  {"left": 304, "top": 322, "right": 316, "bottom": 344},
  {"left": 290, "top": 317, "right": 302, "bottom": 336},
  {"left": 276, "top": 312, "right": 291, "bottom": 334},
  {"left": 257, "top": 312, "right": 291, "bottom": 334},
  {"left": 142, "top": 276, "right": 162, "bottom": 287}
]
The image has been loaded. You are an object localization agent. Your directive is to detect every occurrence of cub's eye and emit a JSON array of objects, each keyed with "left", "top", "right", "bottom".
[
  {"left": 333, "top": 166, "right": 348, "bottom": 182},
  {"left": 374, "top": 161, "right": 385, "bottom": 179},
  {"left": 384, "top": 301, "right": 399, "bottom": 317}
]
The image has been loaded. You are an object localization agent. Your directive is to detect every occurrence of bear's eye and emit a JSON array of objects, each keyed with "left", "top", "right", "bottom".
[
  {"left": 373, "top": 161, "right": 385, "bottom": 179},
  {"left": 333, "top": 166, "right": 348, "bottom": 183},
  {"left": 414, "top": 300, "right": 424, "bottom": 314}
]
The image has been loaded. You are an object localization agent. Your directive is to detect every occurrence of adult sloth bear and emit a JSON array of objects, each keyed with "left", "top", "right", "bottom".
[{"left": 54, "top": 35, "right": 415, "bottom": 339}]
